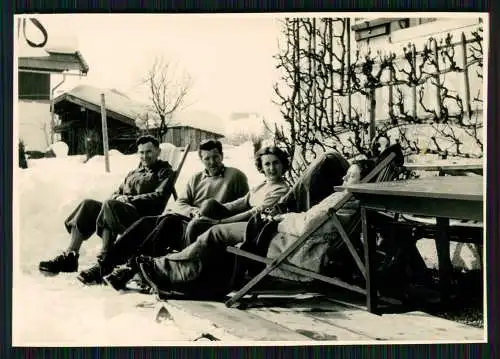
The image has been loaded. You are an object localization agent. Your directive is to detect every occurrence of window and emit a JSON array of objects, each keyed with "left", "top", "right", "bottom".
[{"left": 18, "top": 72, "right": 50, "bottom": 101}]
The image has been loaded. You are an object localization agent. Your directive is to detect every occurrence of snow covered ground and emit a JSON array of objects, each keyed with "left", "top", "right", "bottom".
[
  {"left": 12, "top": 141, "right": 484, "bottom": 346},
  {"left": 13, "top": 141, "right": 261, "bottom": 346}
]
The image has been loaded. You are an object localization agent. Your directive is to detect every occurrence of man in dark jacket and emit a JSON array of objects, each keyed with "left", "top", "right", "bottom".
[{"left": 39, "top": 135, "right": 176, "bottom": 284}]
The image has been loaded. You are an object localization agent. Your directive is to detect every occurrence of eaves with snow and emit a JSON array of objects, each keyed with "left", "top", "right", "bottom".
[
  {"left": 53, "top": 84, "right": 155, "bottom": 127},
  {"left": 168, "top": 111, "right": 226, "bottom": 137},
  {"left": 18, "top": 46, "right": 89, "bottom": 75}
]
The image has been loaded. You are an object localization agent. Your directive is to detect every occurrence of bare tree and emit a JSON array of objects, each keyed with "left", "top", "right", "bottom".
[{"left": 143, "top": 57, "right": 193, "bottom": 139}]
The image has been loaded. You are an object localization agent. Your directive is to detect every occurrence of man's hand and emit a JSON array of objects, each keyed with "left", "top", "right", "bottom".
[
  {"left": 191, "top": 208, "right": 201, "bottom": 218},
  {"left": 115, "top": 195, "right": 130, "bottom": 203}
]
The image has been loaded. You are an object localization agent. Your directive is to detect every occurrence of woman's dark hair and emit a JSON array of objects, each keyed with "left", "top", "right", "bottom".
[
  {"left": 136, "top": 135, "right": 160, "bottom": 148},
  {"left": 351, "top": 159, "right": 376, "bottom": 179},
  {"left": 371, "top": 133, "right": 391, "bottom": 157},
  {"left": 254, "top": 145, "right": 290, "bottom": 174},
  {"left": 198, "top": 139, "right": 223, "bottom": 157}
]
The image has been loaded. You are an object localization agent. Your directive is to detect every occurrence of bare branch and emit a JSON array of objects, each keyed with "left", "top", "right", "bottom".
[{"left": 142, "top": 56, "right": 194, "bottom": 138}]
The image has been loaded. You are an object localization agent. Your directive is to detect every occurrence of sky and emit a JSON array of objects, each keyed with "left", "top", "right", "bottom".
[{"left": 16, "top": 14, "right": 284, "bottom": 120}]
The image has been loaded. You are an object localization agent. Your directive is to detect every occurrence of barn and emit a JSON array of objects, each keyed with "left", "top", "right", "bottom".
[
  {"left": 53, "top": 85, "right": 153, "bottom": 155},
  {"left": 162, "top": 111, "right": 225, "bottom": 149}
]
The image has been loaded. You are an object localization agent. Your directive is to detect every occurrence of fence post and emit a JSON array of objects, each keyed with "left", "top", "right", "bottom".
[
  {"left": 312, "top": 18, "right": 317, "bottom": 130},
  {"left": 432, "top": 39, "right": 442, "bottom": 120},
  {"left": 368, "top": 87, "right": 376, "bottom": 141},
  {"left": 389, "top": 70, "right": 395, "bottom": 125},
  {"left": 346, "top": 17, "right": 352, "bottom": 125},
  {"left": 329, "top": 19, "right": 335, "bottom": 127},
  {"left": 411, "top": 44, "right": 417, "bottom": 121},
  {"left": 294, "top": 18, "right": 301, "bottom": 138},
  {"left": 461, "top": 32, "right": 472, "bottom": 122},
  {"left": 100, "top": 93, "right": 110, "bottom": 173}
]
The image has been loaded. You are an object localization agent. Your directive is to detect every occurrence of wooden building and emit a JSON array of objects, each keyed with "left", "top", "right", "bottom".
[
  {"left": 53, "top": 85, "right": 151, "bottom": 155},
  {"left": 163, "top": 111, "right": 225, "bottom": 149},
  {"left": 18, "top": 45, "right": 89, "bottom": 151}
]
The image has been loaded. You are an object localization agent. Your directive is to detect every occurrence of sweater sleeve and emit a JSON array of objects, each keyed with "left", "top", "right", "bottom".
[
  {"left": 253, "top": 183, "right": 289, "bottom": 212},
  {"left": 223, "top": 193, "right": 251, "bottom": 214}
]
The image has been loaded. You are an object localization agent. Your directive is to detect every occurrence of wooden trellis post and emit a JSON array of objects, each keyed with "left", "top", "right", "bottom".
[
  {"left": 100, "top": 93, "right": 110, "bottom": 173},
  {"left": 432, "top": 39, "right": 443, "bottom": 120},
  {"left": 346, "top": 17, "right": 352, "bottom": 125},
  {"left": 389, "top": 69, "right": 396, "bottom": 125},
  {"left": 461, "top": 32, "right": 472, "bottom": 121},
  {"left": 411, "top": 44, "right": 418, "bottom": 121},
  {"left": 368, "top": 87, "right": 376, "bottom": 141}
]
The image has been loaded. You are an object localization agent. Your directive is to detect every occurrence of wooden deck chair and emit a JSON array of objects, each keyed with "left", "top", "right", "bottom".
[
  {"left": 162, "top": 143, "right": 190, "bottom": 205},
  {"left": 225, "top": 147, "right": 404, "bottom": 309}
]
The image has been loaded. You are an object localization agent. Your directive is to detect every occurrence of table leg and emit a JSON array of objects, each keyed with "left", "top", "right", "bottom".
[
  {"left": 362, "top": 206, "right": 378, "bottom": 313},
  {"left": 435, "top": 217, "right": 452, "bottom": 305}
]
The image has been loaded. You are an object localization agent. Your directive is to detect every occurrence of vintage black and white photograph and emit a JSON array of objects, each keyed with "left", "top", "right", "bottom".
[{"left": 13, "top": 13, "right": 487, "bottom": 345}]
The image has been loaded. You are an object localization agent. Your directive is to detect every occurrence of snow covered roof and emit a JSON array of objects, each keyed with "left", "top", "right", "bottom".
[
  {"left": 168, "top": 110, "right": 225, "bottom": 136},
  {"left": 54, "top": 84, "right": 157, "bottom": 127},
  {"left": 18, "top": 47, "right": 89, "bottom": 75}
]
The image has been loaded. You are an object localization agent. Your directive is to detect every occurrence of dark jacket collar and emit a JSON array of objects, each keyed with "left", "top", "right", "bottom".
[{"left": 138, "top": 159, "right": 169, "bottom": 172}]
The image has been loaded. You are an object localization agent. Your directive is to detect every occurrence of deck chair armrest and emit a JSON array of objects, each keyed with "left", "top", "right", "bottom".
[{"left": 161, "top": 143, "right": 190, "bottom": 207}]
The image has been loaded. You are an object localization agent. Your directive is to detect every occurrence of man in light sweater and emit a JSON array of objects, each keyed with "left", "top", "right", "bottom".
[{"left": 97, "top": 139, "right": 249, "bottom": 286}]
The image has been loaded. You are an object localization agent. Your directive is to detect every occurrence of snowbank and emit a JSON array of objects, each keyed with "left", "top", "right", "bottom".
[
  {"left": 48, "top": 141, "right": 70, "bottom": 157},
  {"left": 13, "top": 141, "right": 263, "bottom": 345}
]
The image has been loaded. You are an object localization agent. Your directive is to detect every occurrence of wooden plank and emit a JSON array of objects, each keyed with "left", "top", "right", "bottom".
[
  {"left": 391, "top": 311, "right": 485, "bottom": 340},
  {"left": 307, "top": 309, "right": 484, "bottom": 341},
  {"left": 404, "top": 162, "right": 483, "bottom": 171},
  {"left": 361, "top": 195, "right": 483, "bottom": 222},
  {"left": 239, "top": 294, "right": 484, "bottom": 342},
  {"left": 166, "top": 300, "right": 311, "bottom": 341},
  {"left": 248, "top": 307, "right": 371, "bottom": 341},
  {"left": 337, "top": 176, "right": 483, "bottom": 202}
]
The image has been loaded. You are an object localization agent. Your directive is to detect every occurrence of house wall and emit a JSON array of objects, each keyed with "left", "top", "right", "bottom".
[
  {"left": 163, "top": 127, "right": 223, "bottom": 149},
  {"left": 351, "top": 17, "right": 484, "bottom": 125},
  {"left": 18, "top": 100, "right": 52, "bottom": 151},
  {"left": 17, "top": 72, "right": 53, "bottom": 151}
]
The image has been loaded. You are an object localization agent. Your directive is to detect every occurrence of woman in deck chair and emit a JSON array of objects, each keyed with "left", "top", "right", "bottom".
[
  {"left": 262, "top": 159, "right": 376, "bottom": 284},
  {"left": 106, "top": 145, "right": 291, "bottom": 295},
  {"left": 240, "top": 143, "right": 405, "bottom": 289},
  {"left": 138, "top": 158, "right": 373, "bottom": 300}
]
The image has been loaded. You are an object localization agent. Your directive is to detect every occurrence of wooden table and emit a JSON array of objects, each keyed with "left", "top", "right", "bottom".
[
  {"left": 404, "top": 159, "right": 483, "bottom": 176},
  {"left": 335, "top": 176, "right": 484, "bottom": 313}
]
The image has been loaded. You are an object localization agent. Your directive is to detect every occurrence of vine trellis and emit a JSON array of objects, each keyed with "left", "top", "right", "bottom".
[{"left": 272, "top": 18, "right": 484, "bottom": 181}]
